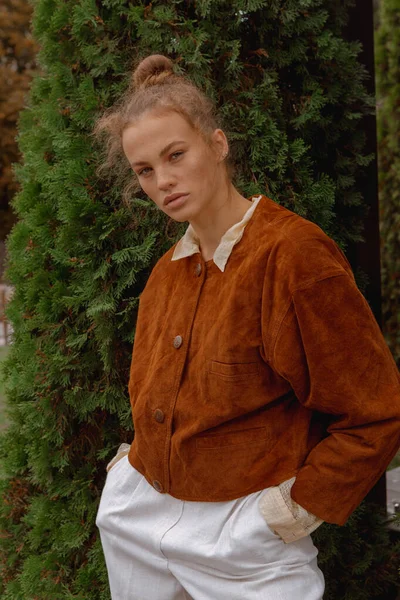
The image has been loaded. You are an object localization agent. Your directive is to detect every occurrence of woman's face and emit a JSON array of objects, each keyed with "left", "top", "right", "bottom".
[{"left": 122, "top": 110, "right": 227, "bottom": 223}]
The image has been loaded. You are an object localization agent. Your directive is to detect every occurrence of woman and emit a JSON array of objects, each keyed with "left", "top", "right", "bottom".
[{"left": 93, "top": 54, "right": 400, "bottom": 600}]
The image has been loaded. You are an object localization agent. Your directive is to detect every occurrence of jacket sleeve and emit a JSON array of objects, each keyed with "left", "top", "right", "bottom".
[{"left": 271, "top": 271, "right": 400, "bottom": 525}]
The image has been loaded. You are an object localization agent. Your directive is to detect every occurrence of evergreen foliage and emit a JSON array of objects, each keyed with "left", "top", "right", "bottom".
[
  {"left": 0, "top": 0, "right": 395, "bottom": 597},
  {"left": 313, "top": 502, "right": 400, "bottom": 600},
  {"left": 375, "top": 0, "right": 400, "bottom": 368}
]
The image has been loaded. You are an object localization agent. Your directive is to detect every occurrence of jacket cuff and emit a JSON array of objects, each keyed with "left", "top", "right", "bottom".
[
  {"left": 106, "top": 443, "right": 131, "bottom": 473},
  {"left": 258, "top": 476, "right": 324, "bottom": 543}
]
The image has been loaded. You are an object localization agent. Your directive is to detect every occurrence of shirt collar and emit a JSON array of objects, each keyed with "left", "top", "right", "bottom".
[{"left": 171, "top": 195, "right": 262, "bottom": 272}]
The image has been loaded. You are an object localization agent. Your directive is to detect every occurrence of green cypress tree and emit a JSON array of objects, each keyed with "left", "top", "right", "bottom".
[
  {"left": 375, "top": 0, "right": 400, "bottom": 368},
  {"left": 0, "top": 1, "right": 397, "bottom": 598}
]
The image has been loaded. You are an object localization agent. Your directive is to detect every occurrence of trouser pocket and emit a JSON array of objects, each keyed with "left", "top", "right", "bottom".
[
  {"left": 95, "top": 452, "right": 144, "bottom": 531},
  {"left": 106, "top": 442, "right": 131, "bottom": 473}
]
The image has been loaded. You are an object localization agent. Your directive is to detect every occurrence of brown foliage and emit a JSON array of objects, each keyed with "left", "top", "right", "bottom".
[{"left": 0, "top": 0, "right": 39, "bottom": 240}]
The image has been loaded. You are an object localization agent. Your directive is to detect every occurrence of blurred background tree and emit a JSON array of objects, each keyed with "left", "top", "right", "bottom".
[
  {"left": 0, "top": 0, "right": 39, "bottom": 253},
  {"left": 375, "top": 0, "right": 400, "bottom": 368}
]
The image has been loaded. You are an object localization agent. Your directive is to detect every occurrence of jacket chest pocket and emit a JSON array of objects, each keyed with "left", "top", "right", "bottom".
[
  {"left": 208, "top": 360, "right": 261, "bottom": 380},
  {"left": 203, "top": 359, "right": 265, "bottom": 416},
  {"left": 196, "top": 426, "right": 268, "bottom": 449}
]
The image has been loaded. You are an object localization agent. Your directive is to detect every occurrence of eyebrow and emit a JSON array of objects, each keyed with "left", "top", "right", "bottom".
[{"left": 131, "top": 141, "right": 186, "bottom": 168}]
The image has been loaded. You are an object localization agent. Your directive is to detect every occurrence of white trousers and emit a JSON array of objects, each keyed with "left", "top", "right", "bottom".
[{"left": 96, "top": 455, "right": 325, "bottom": 600}]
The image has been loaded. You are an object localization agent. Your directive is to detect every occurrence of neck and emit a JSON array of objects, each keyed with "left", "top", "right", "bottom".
[{"left": 189, "top": 184, "right": 253, "bottom": 260}]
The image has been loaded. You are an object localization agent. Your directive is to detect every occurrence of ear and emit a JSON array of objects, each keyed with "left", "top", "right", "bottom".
[{"left": 210, "top": 128, "right": 229, "bottom": 162}]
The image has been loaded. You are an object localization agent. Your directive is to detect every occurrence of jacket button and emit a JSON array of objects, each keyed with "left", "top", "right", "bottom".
[
  {"left": 154, "top": 409, "right": 165, "bottom": 423},
  {"left": 153, "top": 480, "right": 163, "bottom": 492},
  {"left": 173, "top": 335, "right": 183, "bottom": 348},
  {"left": 195, "top": 263, "right": 202, "bottom": 276}
]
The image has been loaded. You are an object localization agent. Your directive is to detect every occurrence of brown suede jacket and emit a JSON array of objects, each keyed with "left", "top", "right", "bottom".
[{"left": 127, "top": 194, "right": 400, "bottom": 525}]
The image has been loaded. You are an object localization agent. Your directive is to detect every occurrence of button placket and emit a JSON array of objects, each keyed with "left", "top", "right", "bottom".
[{"left": 159, "top": 262, "right": 204, "bottom": 494}]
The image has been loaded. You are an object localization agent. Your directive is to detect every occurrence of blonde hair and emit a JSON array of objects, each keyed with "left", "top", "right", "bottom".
[{"left": 92, "top": 54, "right": 234, "bottom": 205}]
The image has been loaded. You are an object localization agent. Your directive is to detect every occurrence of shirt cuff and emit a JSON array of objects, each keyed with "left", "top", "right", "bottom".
[
  {"left": 258, "top": 476, "right": 324, "bottom": 543},
  {"left": 106, "top": 443, "right": 131, "bottom": 472}
]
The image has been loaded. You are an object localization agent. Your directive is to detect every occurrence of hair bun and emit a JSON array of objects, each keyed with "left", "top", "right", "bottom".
[{"left": 132, "top": 54, "right": 174, "bottom": 89}]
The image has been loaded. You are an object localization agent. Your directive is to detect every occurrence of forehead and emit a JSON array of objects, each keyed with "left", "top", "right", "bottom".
[{"left": 122, "top": 110, "right": 196, "bottom": 158}]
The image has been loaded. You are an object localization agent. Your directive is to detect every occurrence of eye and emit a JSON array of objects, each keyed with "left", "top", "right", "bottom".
[
  {"left": 138, "top": 167, "right": 151, "bottom": 176},
  {"left": 171, "top": 151, "right": 184, "bottom": 161}
]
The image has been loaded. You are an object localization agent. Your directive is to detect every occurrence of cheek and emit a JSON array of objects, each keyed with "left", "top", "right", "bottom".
[
  {"left": 140, "top": 178, "right": 169, "bottom": 210},
  {"left": 137, "top": 179, "right": 156, "bottom": 203},
  {"left": 185, "top": 153, "right": 214, "bottom": 183},
  {"left": 138, "top": 174, "right": 155, "bottom": 193}
]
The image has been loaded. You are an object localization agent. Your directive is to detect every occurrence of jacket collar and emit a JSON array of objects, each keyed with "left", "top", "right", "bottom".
[{"left": 171, "top": 194, "right": 263, "bottom": 272}]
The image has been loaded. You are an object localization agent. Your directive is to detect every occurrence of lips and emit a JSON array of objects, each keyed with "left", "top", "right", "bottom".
[{"left": 164, "top": 193, "right": 188, "bottom": 206}]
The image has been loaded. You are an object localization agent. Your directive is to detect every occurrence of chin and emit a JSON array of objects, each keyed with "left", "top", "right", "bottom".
[
  {"left": 164, "top": 202, "right": 194, "bottom": 223},
  {"left": 168, "top": 212, "right": 190, "bottom": 224}
]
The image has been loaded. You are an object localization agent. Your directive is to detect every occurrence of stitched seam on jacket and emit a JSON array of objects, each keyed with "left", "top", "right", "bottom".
[
  {"left": 290, "top": 270, "right": 351, "bottom": 295},
  {"left": 269, "top": 297, "right": 293, "bottom": 365}
]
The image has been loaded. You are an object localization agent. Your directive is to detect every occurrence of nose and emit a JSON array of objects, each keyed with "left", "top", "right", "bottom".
[{"left": 156, "top": 165, "right": 177, "bottom": 191}]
